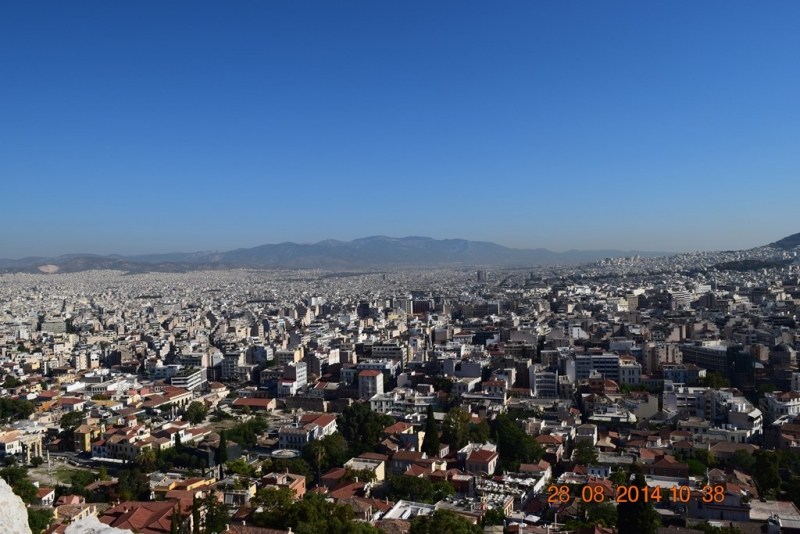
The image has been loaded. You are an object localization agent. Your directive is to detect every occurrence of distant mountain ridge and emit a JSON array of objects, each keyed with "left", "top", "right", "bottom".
[
  {"left": 0, "top": 236, "right": 673, "bottom": 273},
  {"left": 770, "top": 232, "right": 800, "bottom": 250}
]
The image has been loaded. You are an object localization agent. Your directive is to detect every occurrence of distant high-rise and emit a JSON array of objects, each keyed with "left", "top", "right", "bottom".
[{"left": 476, "top": 270, "right": 488, "bottom": 282}]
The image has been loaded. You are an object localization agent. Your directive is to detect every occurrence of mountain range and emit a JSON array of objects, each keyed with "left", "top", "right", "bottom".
[{"left": 0, "top": 236, "right": 673, "bottom": 273}]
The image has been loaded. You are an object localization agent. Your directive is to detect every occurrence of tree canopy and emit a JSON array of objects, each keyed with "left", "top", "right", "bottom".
[
  {"left": 337, "top": 402, "right": 395, "bottom": 455},
  {"left": 442, "top": 408, "right": 471, "bottom": 450},
  {"left": 492, "top": 413, "right": 543, "bottom": 472},
  {"left": 225, "top": 418, "right": 268, "bottom": 448},
  {"left": 753, "top": 449, "right": 781, "bottom": 496},
  {"left": 573, "top": 440, "right": 599, "bottom": 466},
  {"left": 385, "top": 476, "right": 455, "bottom": 504},
  {"left": 409, "top": 509, "right": 483, "bottom": 534},
  {"left": 617, "top": 464, "right": 661, "bottom": 534},
  {"left": 185, "top": 401, "right": 209, "bottom": 425},
  {"left": 421, "top": 405, "right": 440, "bottom": 457},
  {"left": 303, "top": 433, "right": 350, "bottom": 482},
  {"left": 252, "top": 492, "right": 383, "bottom": 534}
]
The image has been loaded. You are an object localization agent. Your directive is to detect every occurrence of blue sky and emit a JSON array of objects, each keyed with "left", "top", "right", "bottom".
[{"left": 1, "top": 1, "right": 798, "bottom": 257}]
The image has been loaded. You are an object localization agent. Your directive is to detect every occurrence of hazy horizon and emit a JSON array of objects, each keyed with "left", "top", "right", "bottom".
[
  {"left": 2, "top": 2, "right": 798, "bottom": 258},
  {"left": 0, "top": 232, "right": 791, "bottom": 261}
]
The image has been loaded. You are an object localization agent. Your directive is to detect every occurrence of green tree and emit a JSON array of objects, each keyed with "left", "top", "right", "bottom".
[
  {"left": 60, "top": 410, "right": 85, "bottom": 430},
  {"left": 302, "top": 433, "right": 349, "bottom": 481},
  {"left": 586, "top": 501, "right": 618, "bottom": 527},
  {"left": 482, "top": 507, "right": 506, "bottom": 527},
  {"left": 225, "top": 418, "right": 269, "bottom": 448},
  {"left": 687, "top": 459, "right": 707, "bottom": 477},
  {"left": 30, "top": 456, "right": 44, "bottom": 467},
  {"left": 0, "top": 398, "right": 35, "bottom": 423},
  {"left": 70, "top": 470, "right": 98, "bottom": 497},
  {"left": 442, "top": 408, "right": 471, "bottom": 450},
  {"left": 409, "top": 509, "right": 483, "bottom": 534},
  {"left": 0, "top": 465, "right": 38, "bottom": 503},
  {"left": 216, "top": 430, "right": 229, "bottom": 469},
  {"left": 421, "top": 405, "right": 440, "bottom": 457},
  {"left": 170, "top": 503, "right": 182, "bottom": 534},
  {"left": 565, "top": 501, "right": 618, "bottom": 530},
  {"left": 117, "top": 467, "right": 151, "bottom": 501},
  {"left": 432, "top": 480, "right": 456, "bottom": 501},
  {"left": 226, "top": 458, "right": 257, "bottom": 477},
  {"left": 493, "top": 413, "right": 543, "bottom": 472},
  {"left": 4, "top": 376, "right": 23, "bottom": 388},
  {"left": 753, "top": 450, "right": 781, "bottom": 496},
  {"left": 252, "top": 492, "right": 383, "bottom": 534},
  {"left": 192, "top": 496, "right": 201, "bottom": 534},
  {"left": 28, "top": 508, "right": 55, "bottom": 534},
  {"left": 574, "top": 440, "right": 599, "bottom": 466},
  {"left": 98, "top": 465, "right": 109, "bottom": 481},
  {"left": 729, "top": 449, "right": 756, "bottom": 473},
  {"left": 252, "top": 486, "right": 294, "bottom": 526},
  {"left": 694, "top": 448, "right": 715, "bottom": 468},
  {"left": 185, "top": 401, "right": 209, "bottom": 425},
  {"left": 203, "top": 492, "right": 229, "bottom": 534},
  {"left": 617, "top": 464, "right": 661, "bottom": 534},
  {"left": 337, "top": 402, "right": 394, "bottom": 454},
  {"left": 696, "top": 372, "right": 730, "bottom": 388},
  {"left": 135, "top": 448, "right": 157, "bottom": 472},
  {"left": 468, "top": 419, "right": 490, "bottom": 444},
  {"left": 610, "top": 467, "right": 628, "bottom": 487}
]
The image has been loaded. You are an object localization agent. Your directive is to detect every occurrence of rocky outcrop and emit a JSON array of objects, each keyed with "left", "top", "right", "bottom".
[
  {"left": 65, "top": 516, "right": 134, "bottom": 534},
  {"left": 0, "top": 477, "right": 31, "bottom": 534},
  {"left": 0, "top": 476, "right": 133, "bottom": 534}
]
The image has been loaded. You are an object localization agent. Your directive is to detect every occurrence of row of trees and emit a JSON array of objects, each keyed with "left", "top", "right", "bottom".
[
  {"left": 678, "top": 447, "right": 782, "bottom": 498},
  {"left": 384, "top": 475, "right": 455, "bottom": 504},
  {"left": 249, "top": 488, "right": 383, "bottom": 534}
]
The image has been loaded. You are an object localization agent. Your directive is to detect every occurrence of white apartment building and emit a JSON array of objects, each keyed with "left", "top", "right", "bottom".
[
  {"left": 370, "top": 387, "right": 436, "bottom": 414},
  {"left": 170, "top": 367, "right": 206, "bottom": 391},
  {"left": 618, "top": 358, "right": 642, "bottom": 385},
  {"left": 761, "top": 391, "right": 800, "bottom": 422},
  {"left": 529, "top": 364, "right": 558, "bottom": 399},
  {"left": 359, "top": 370, "right": 384, "bottom": 400},
  {"left": 278, "top": 414, "right": 337, "bottom": 451}
]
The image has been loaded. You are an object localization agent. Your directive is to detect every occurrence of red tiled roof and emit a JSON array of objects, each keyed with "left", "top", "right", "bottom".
[{"left": 466, "top": 448, "right": 498, "bottom": 463}]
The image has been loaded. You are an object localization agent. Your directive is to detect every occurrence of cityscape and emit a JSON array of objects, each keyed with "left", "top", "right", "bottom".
[
  {"left": 2, "top": 2, "right": 800, "bottom": 534},
  {"left": 2, "top": 231, "right": 800, "bottom": 534}
]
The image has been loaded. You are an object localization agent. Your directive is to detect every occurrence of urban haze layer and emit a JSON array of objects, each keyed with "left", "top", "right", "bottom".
[{"left": 5, "top": 232, "right": 800, "bottom": 534}]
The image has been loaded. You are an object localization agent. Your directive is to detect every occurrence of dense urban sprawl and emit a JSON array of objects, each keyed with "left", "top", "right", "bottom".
[{"left": 4, "top": 245, "right": 800, "bottom": 534}]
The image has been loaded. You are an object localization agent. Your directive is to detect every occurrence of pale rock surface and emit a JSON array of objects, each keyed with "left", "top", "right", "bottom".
[
  {"left": 65, "top": 515, "right": 134, "bottom": 534},
  {"left": 0, "top": 476, "right": 133, "bottom": 534},
  {"left": 0, "top": 477, "right": 32, "bottom": 534}
]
